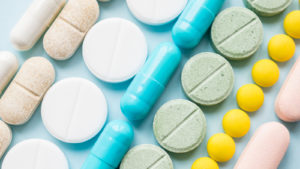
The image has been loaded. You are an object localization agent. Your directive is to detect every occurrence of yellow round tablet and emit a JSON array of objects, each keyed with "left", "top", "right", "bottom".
[
  {"left": 237, "top": 84, "right": 264, "bottom": 112},
  {"left": 222, "top": 109, "right": 250, "bottom": 138},
  {"left": 284, "top": 11, "right": 300, "bottom": 39},
  {"left": 268, "top": 34, "right": 296, "bottom": 62},
  {"left": 207, "top": 133, "right": 235, "bottom": 162},
  {"left": 252, "top": 59, "right": 280, "bottom": 87},
  {"left": 191, "top": 157, "right": 219, "bottom": 169}
]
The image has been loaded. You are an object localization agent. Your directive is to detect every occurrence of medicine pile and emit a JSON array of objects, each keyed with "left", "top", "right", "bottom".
[{"left": 0, "top": 0, "right": 299, "bottom": 169}]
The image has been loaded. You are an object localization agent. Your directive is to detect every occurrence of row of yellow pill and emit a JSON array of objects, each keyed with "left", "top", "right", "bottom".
[{"left": 191, "top": 10, "right": 299, "bottom": 169}]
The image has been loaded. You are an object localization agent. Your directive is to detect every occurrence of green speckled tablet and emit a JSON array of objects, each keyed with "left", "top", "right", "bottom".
[
  {"left": 181, "top": 52, "right": 234, "bottom": 106},
  {"left": 153, "top": 99, "right": 206, "bottom": 153},
  {"left": 211, "top": 7, "right": 263, "bottom": 60},
  {"left": 120, "top": 144, "right": 173, "bottom": 169},
  {"left": 243, "top": 0, "right": 292, "bottom": 17}
]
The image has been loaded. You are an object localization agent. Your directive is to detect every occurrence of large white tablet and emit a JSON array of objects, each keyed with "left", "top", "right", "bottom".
[
  {"left": 126, "top": 0, "right": 188, "bottom": 25},
  {"left": 2, "top": 139, "right": 68, "bottom": 169},
  {"left": 41, "top": 78, "right": 107, "bottom": 143},
  {"left": 83, "top": 18, "right": 148, "bottom": 83}
]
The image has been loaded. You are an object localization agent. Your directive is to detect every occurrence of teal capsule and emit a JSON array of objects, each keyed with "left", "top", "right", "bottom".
[
  {"left": 81, "top": 120, "right": 134, "bottom": 169},
  {"left": 120, "top": 42, "right": 181, "bottom": 121},
  {"left": 172, "top": 0, "right": 225, "bottom": 48}
]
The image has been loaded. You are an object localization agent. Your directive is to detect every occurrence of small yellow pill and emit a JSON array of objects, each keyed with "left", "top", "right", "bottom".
[
  {"left": 237, "top": 84, "right": 264, "bottom": 112},
  {"left": 252, "top": 59, "right": 280, "bottom": 87},
  {"left": 284, "top": 10, "right": 300, "bottom": 39},
  {"left": 222, "top": 109, "right": 250, "bottom": 138},
  {"left": 268, "top": 34, "right": 296, "bottom": 62},
  {"left": 207, "top": 133, "right": 235, "bottom": 162},
  {"left": 191, "top": 157, "right": 219, "bottom": 169}
]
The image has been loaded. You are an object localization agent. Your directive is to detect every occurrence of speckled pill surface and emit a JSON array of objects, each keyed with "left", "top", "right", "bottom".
[
  {"left": 120, "top": 144, "right": 173, "bottom": 169},
  {"left": 243, "top": 0, "right": 292, "bottom": 16},
  {"left": 153, "top": 99, "right": 206, "bottom": 153},
  {"left": 211, "top": 7, "right": 263, "bottom": 60},
  {"left": 0, "top": 57, "right": 55, "bottom": 125},
  {"left": 181, "top": 52, "right": 234, "bottom": 106},
  {"left": 43, "top": 0, "right": 99, "bottom": 60},
  {"left": 0, "top": 120, "right": 12, "bottom": 159}
]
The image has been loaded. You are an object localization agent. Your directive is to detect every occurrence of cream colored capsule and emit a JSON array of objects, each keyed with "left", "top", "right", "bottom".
[
  {"left": 43, "top": 0, "right": 99, "bottom": 60},
  {"left": 0, "top": 57, "right": 55, "bottom": 125},
  {"left": 0, "top": 51, "right": 18, "bottom": 94},
  {"left": 0, "top": 120, "right": 12, "bottom": 159},
  {"left": 10, "top": 0, "right": 66, "bottom": 51}
]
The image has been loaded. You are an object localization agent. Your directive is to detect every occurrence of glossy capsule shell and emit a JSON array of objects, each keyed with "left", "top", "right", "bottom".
[
  {"left": 120, "top": 42, "right": 181, "bottom": 121},
  {"left": 81, "top": 120, "right": 134, "bottom": 169},
  {"left": 172, "top": 0, "right": 225, "bottom": 48}
]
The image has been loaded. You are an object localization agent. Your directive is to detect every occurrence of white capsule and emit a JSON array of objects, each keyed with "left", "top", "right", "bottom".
[
  {"left": 0, "top": 51, "right": 18, "bottom": 94},
  {"left": 10, "top": 0, "right": 66, "bottom": 51}
]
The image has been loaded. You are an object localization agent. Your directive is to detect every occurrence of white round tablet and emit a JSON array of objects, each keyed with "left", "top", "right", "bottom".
[
  {"left": 126, "top": 0, "right": 188, "bottom": 25},
  {"left": 83, "top": 18, "right": 148, "bottom": 83},
  {"left": 41, "top": 78, "right": 107, "bottom": 143},
  {"left": 2, "top": 139, "right": 68, "bottom": 169}
]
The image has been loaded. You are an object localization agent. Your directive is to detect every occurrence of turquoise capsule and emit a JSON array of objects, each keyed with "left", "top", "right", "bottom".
[
  {"left": 172, "top": 0, "right": 225, "bottom": 48},
  {"left": 121, "top": 42, "right": 181, "bottom": 121},
  {"left": 81, "top": 120, "right": 134, "bottom": 169}
]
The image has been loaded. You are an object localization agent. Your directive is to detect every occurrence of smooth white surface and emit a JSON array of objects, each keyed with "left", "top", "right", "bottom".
[
  {"left": 2, "top": 139, "right": 68, "bottom": 169},
  {"left": 83, "top": 18, "right": 148, "bottom": 83},
  {"left": 126, "top": 0, "right": 188, "bottom": 25},
  {"left": 41, "top": 78, "right": 107, "bottom": 143},
  {"left": 10, "top": 0, "right": 65, "bottom": 50},
  {"left": 0, "top": 51, "right": 18, "bottom": 94}
]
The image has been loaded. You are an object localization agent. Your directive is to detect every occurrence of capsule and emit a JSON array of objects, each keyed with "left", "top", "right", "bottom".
[
  {"left": 172, "top": 0, "right": 225, "bottom": 48},
  {"left": 10, "top": 0, "right": 66, "bottom": 50},
  {"left": 81, "top": 120, "right": 134, "bottom": 169},
  {"left": 121, "top": 42, "right": 181, "bottom": 121},
  {"left": 0, "top": 51, "right": 18, "bottom": 94},
  {"left": 234, "top": 122, "right": 290, "bottom": 169}
]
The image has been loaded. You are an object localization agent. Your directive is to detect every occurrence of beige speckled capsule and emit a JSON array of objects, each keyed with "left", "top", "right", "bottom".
[
  {"left": 43, "top": 0, "right": 100, "bottom": 60},
  {"left": 0, "top": 120, "right": 12, "bottom": 159},
  {"left": 0, "top": 57, "right": 55, "bottom": 125}
]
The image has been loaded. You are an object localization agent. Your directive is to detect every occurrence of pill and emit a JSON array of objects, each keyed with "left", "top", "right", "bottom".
[
  {"left": 234, "top": 122, "right": 289, "bottom": 169},
  {"left": 191, "top": 157, "right": 219, "bottom": 169},
  {"left": 83, "top": 18, "right": 147, "bottom": 83},
  {"left": 126, "top": 0, "right": 187, "bottom": 25},
  {"left": 43, "top": 0, "right": 99, "bottom": 60},
  {"left": 268, "top": 34, "right": 296, "bottom": 62},
  {"left": 41, "top": 78, "right": 107, "bottom": 143},
  {"left": 236, "top": 84, "right": 264, "bottom": 112},
  {"left": 207, "top": 133, "right": 235, "bottom": 162},
  {"left": 252, "top": 59, "right": 280, "bottom": 87},
  {"left": 0, "top": 120, "right": 12, "bottom": 159},
  {"left": 153, "top": 99, "right": 206, "bottom": 153},
  {"left": 181, "top": 52, "right": 234, "bottom": 106},
  {"left": 275, "top": 57, "right": 300, "bottom": 122},
  {"left": 0, "top": 57, "right": 55, "bottom": 125},
  {"left": 120, "top": 42, "right": 181, "bottom": 121},
  {"left": 81, "top": 120, "right": 134, "bottom": 169},
  {"left": 0, "top": 51, "right": 18, "bottom": 94},
  {"left": 120, "top": 144, "right": 173, "bottom": 169},
  {"left": 2, "top": 139, "right": 68, "bottom": 169},
  {"left": 172, "top": 0, "right": 225, "bottom": 48},
  {"left": 243, "top": 0, "right": 292, "bottom": 16},
  {"left": 211, "top": 7, "right": 263, "bottom": 60},
  {"left": 284, "top": 10, "right": 300, "bottom": 39},
  {"left": 222, "top": 109, "right": 250, "bottom": 138},
  {"left": 10, "top": 0, "right": 65, "bottom": 51}
]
